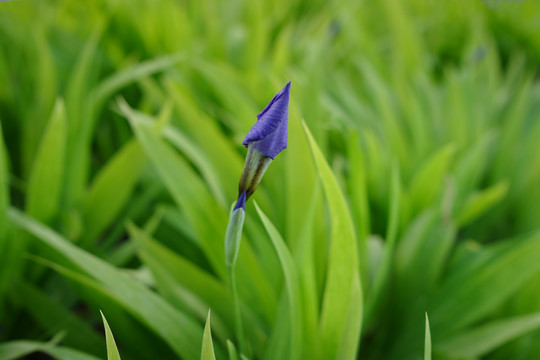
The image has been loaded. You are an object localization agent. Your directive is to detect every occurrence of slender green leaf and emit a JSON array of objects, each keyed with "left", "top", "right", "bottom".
[
  {"left": 425, "top": 313, "right": 432, "bottom": 360},
  {"left": 0, "top": 340, "right": 43, "bottom": 360},
  {"left": 130, "top": 223, "right": 238, "bottom": 349},
  {"left": 457, "top": 181, "right": 509, "bottom": 226},
  {"left": 336, "top": 272, "right": 363, "bottom": 360},
  {"left": 0, "top": 121, "right": 8, "bottom": 240},
  {"left": 437, "top": 312, "right": 540, "bottom": 358},
  {"left": 453, "top": 132, "right": 496, "bottom": 199},
  {"left": 163, "top": 124, "right": 227, "bottom": 208},
  {"left": 22, "top": 28, "right": 57, "bottom": 175},
  {"left": 120, "top": 99, "right": 226, "bottom": 278},
  {"left": 0, "top": 340, "right": 101, "bottom": 360},
  {"left": 81, "top": 140, "right": 146, "bottom": 243},
  {"left": 255, "top": 202, "right": 302, "bottom": 360},
  {"left": 26, "top": 98, "right": 66, "bottom": 222},
  {"left": 26, "top": 254, "right": 168, "bottom": 360},
  {"left": 409, "top": 144, "right": 456, "bottom": 216},
  {"left": 0, "top": 121, "right": 11, "bottom": 304},
  {"left": 395, "top": 208, "right": 456, "bottom": 296},
  {"left": 65, "top": 19, "right": 105, "bottom": 137},
  {"left": 44, "top": 347, "right": 104, "bottom": 360},
  {"left": 284, "top": 111, "right": 320, "bottom": 358},
  {"left": 17, "top": 282, "right": 104, "bottom": 355},
  {"left": 302, "top": 120, "right": 362, "bottom": 360},
  {"left": 227, "top": 340, "right": 239, "bottom": 360},
  {"left": 129, "top": 224, "right": 231, "bottom": 314},
  {"left": 430, "top": 232, "right": 540, "bottom": 337},
  {"left": 365, "top": 163, "right": 400, "bottom": 325},
  {"left": 165, "top": 81, "right": 243, "bottom": 198},
  {"left": 92, "top": 53, "right": 185, "bottom": 108},
  {"left": 101, "top": 311, "right": 122, "bottom": 360},
  {"left": 9, "top": 208, "right": 203, "bottom": 360},
  {"left": 347, "top": 132, "right": 370, "bottom": 277},
  {"left": 191, "top": 61, "right": 255, "bottom": 130},
  {"left": 65, "top": 52, "right": 185, "bottom": 207},
  {"left": 358, "top": 60, "right": 409, "bottom": 166},
  {"left": 201, "top": 310, "right": 217, "bottom": 360}
]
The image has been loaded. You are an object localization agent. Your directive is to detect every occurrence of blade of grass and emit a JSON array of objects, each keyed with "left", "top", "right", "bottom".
[
  {"left": 162, "top": 123, "right": 227, "bottom": 208},
  {"left": 227, "top": 340, "right": 239, "bottom": 360},
  {"left": 381, "top": 0, "right": 422, "bottom": 74},
  {"left": 17, "top": 282, "right": 104, "bottom": 355},
  {"left": 0, "top": 341, "right": 101, "bottom": 360},
  {"left": 430, "top": 231, "right": 540, "bottom": 337},
  {"left": 336, "top": 272, "right": 363, "bottom": 360},
  {"left": 0, "top": 121, "right": 8, "bottom": 240},
  {"left": 255, "top": 202, "right": 302, "bottom": 360},
  {"left": 165, "top": 81, "right": 244, "bottom": 197},
  {"left": 65, "top": 52, "right": 185, "bottom": 208},
  {"left": 191, "top": 61, "right": 255, "bottom": 130},
  {"left": 26, "top": 98, "right": 66, "bottom": 223},
  {"left": 21, "top": 28, "right": 57, "bottom": 176},
  {"left": 357, "top": 59, "right": 409, "bottom": 166},
  {"left": 201, "top": 310, "right": 217, "bottom": 360},
  {"left": 101, "top": 311, "right": 122, "bottom": 360},
  {"left": 129, "top": 223, "right": 236, "bottom": 335},
  {"left": 408, "top": 144, "right": 456, "bottom": 217},
  {"left": 91, "top": 53, "right": 186, "bottom": 110},
  {"left": 283, "top": 109, "right": 323, "bottom": 358},
  {"left": 131, "top": 220, "right": 225, "bottom": 297},
  {"left": 9, "top": 208, "right": 203, "bottom": 360},
  {"left": 347, "top": 132, "right": 370, "bottom": 280},
  {"left": 425, "top": 313, "right": 432, "bottom": 360},
  {"left": 437, "top": 312, "right": 540, "bottom": 358},
  {"left": 26, "top": 254, "right": 172, "bottom": 360},
  {"left": 0, "top": 121, "right": 11, "bottom": 306},
  {"left": 302, "top": 120, "right": 362, "bottom": 360},
  {"left": 120, "top": 99, "right": 226, "bottom": 278},
  {"left": 132, "top": 110, "right": 227, "bottom": 208},
  {"left": 45, "top": 347, "right": 104, "bottom": 360},
  {"left": 285, "top": 107, "right": 319, "bottom": 254},
  {"left": 65, "top": 19, "right": 105, "bottom": 140},
  {"left": 395, "top": 209, "right": 456, "bottom": 297},
  {"left": 81, "top": 140, "right": 146, "bottom": 245},
  {"left": 453, "top": 132, "right": 496, "bottom": 201},
  {"left": 457, "top": 180, "right": 509, "bottom": 226},
  {"left": 365, "top": 162, "right": 400, "bottom": 326}
]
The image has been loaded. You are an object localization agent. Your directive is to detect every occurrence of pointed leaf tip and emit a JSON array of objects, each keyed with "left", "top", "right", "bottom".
[
  {"left": 201, "top": 309, "right": 216, "bottom": 360},
  {"left": 425, "top": 313, "right": 432, "bottom": 360},
  {"left": 101, "top": 311, "right": 122, "bottom": 360}
]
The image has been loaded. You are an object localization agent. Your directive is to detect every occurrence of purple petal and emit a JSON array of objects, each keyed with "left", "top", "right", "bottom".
[
  {"left": 242, "top": 81, "right": 290, "bottom": 159},
  {"left": 234, "top": 191, "right": 247, "bottom": 211}
]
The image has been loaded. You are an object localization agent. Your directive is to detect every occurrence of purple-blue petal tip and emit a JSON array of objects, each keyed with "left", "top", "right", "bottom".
[
  {"left": 234, "top": 191, "right": 247, "bottom": 211},
  {"left": 242, "top": 81, "right": 290, "bottom": 159}
]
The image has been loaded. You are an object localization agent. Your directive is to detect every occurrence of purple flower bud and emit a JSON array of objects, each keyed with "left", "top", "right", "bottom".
[
  {"left": 242, "top": 81, "right": 290, "bottom": 159},
  {"left": 238, "top": 82, "right": 290, "bottom": 199},
  {"left": 225, "top": 83, "right": 290, "bottom": 269}
]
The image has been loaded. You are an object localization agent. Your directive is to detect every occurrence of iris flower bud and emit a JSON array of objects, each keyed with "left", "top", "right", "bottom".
[
  {"left": 225, "top": 82, "right": 290, "bottom": 269},
  {"left": 238, "top": 81, "right": 290, "bottom": 199}
]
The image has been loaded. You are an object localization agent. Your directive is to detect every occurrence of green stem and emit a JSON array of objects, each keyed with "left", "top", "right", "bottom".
[{"left": 228, "top": 266, "right": 247, "bottom": 356}]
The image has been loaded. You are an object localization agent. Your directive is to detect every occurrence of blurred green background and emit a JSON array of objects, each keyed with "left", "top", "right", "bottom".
[{"left": 2, "top": 0, "right": 540, "bottom": 359}]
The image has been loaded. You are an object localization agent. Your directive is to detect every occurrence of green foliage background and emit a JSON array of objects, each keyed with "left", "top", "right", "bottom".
[{"left": 1, "top": 0, "right": 540, "bottom": 359}]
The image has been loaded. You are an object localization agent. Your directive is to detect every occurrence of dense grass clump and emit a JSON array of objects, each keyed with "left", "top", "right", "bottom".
[{"left": 2, "top": 0, "right": 540, "bottom": 359}]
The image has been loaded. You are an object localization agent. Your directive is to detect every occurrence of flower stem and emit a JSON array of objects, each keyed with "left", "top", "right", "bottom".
[{"left": 228, "top": 266, "right": 248, "bottom": 356}]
